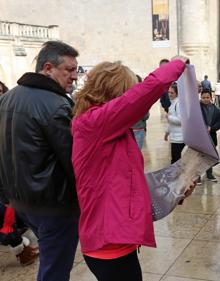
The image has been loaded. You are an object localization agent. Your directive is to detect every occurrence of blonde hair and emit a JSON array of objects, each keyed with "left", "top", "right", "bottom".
[{"left": 74, "top": 61, "right": 137, "bottom": 116}]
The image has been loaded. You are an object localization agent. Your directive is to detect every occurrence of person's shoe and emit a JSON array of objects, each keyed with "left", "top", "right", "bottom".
[
  {"left": 197, "top": 177, "right": 202, "bottom": 186},
  {"left": 16, "top": 245, "right": 39, "bottom": 266},
  {"left": 207, "top": 175, "right": 218, "bottom": 182}
]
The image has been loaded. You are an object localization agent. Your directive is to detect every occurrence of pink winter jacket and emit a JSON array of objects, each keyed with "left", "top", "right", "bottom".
[{"left": 72, "top": 60, "right": 186, "bottom": 253}]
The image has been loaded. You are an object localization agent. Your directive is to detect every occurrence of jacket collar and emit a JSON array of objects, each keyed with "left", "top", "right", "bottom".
[{"left": 17, "top": 72, "right": 66, "bottom": 97}]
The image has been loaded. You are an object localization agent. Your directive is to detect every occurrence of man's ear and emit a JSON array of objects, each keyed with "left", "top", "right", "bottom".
[{"left": 42, "top": 62, "right": 54, "bottom": 77}]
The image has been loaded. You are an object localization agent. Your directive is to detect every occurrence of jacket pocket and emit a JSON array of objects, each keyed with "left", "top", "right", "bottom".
[{"left": 129, "top": 170, "right": 143, "bottom": 220}]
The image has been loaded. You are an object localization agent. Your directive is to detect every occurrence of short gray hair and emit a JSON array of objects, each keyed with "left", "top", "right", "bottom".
[{"left": 35, "top": 41, "right": 79, "bottom": 73}]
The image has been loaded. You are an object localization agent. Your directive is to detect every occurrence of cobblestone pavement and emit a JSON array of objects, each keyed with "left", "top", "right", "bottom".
[{"left": 1, "top": 102, "right": 220, "bottom": 281}]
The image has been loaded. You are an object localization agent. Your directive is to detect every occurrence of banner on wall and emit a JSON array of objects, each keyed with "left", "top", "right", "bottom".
[{"left": 152, "top": 0, "right": 170, "bottom": 48}]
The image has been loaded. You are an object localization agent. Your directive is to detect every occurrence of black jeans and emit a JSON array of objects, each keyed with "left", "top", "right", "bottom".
[
  {"left": 0, "top": 203, "right": 5, "bottom": 227},
  {"left": 171, "top": 143, "right": 185, "bottom": 164},
  {"left": 84, "top": 250, "right": 142, "bottom": 281}
]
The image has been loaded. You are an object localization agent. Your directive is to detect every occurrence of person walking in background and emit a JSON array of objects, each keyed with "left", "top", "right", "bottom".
[
  {"left": 132, "top": 75, "right": 150, "bottom": 150},
  {"left": 71, "top": 57, "right": 188, "bottom": 281},
  {"left": 0, "top": 203, "right": 39, "bottom": 265},
  {"left": 0, "top": 41, "right": 80, "bottom": 281},
  {"left": 0, "top": 81, "right": 8, "bottom": 95},
  {"left": 164, "top": 82, "right": 185, "bottom": 164},
  {"left": 159, "top": 59, "right": 171, "bottom": 113},
  {"left": 201, "top": 75, "right": 212, "bottom": 92},
  {"left": 197, "top": 89, "right": 220, "bottom": 184},
  {"left": 197, "top": 80, "right": 203, "bottom": 94}
]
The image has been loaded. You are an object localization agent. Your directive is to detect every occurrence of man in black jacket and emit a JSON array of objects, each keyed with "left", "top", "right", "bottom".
[
  {"left": 199, "top": 89, "right": 220, "bottom": 183},
  {"left": 0, "top": 41, "right": 79, "bottom": 281}
]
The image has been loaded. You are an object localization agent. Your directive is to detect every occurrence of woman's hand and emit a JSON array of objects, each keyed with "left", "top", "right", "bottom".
[
  {"left": 179, "top": 181, "right": 196, "bottom": 205},
  {"left": 184, "top": 181, "right": 196, "bottom": 198},
  {"left": 171, "top": 55, "right": 190, "bottom": 64}
]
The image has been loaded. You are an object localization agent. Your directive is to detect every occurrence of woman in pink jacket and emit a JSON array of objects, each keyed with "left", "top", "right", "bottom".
[{"left": 72, "top": 58, "right": 187, "bottom": 281}]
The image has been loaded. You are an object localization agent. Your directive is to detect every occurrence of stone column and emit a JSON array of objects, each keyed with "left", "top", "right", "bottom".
[
  {"left": 177, "top": 0, "right": 210, "bottom": 79},
  {"left": 48, "top": 25, "right": 60, "bottom": 40},
  {"left": 10, "top": 23, "right": 19, "bottom": 37},
  {"left": 214, "top": 82, "right": 220, "bottom": 107}
]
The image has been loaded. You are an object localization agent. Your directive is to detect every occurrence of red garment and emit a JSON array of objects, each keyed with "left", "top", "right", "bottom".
[
  {"left": 84, "top": 244, "right": 138, "bottom": 259},
  {"left": 0, "top": 207, "right": 15, "bottom": 234},
  {"left": 72, "top": 60, "right": 186, "bottom": 253}
]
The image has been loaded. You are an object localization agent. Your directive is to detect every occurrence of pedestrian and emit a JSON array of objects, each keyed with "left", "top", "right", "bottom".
[
  {"left": 0, "top": 203, "right": 39, "bottom": 265},
  {"left": 132, "top": 75, "right": 150, "bottom": 150},
  {"left": 159, "top": 59, "right": 171, "bottom": 113},
  {"left": 71, "top": 57, "right": 188, "bottom": 281},
  {"left": 0, "top": 41, "right": 80, "bottom": 281},
  {"left": 164, "top": 82, "right": 185, "bottom": 164},
  {"left": 197, "top": 89, "right": 220, "bottom": 184},
  {"left": 201, "top": 75, "right": 212, "bottom": 92},
  {"left": 197, "top": 80, "right": 203, "bottom": 94}
]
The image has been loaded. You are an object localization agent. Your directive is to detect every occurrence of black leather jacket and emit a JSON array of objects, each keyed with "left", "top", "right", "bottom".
[{"left": 0, "top": 73, "right": 79, "bottom": 215}]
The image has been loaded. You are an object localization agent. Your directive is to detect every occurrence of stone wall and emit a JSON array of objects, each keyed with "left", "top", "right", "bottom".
[{"left": 0, "top": 0, "right": 219, "bottom": 87}]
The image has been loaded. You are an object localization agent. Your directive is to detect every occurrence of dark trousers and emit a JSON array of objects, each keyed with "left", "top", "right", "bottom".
[
  {"left": 84, "top": 250, "right": 142, "bottom": 281},
  {"left": 171, "top": 143, "right": 185, "bottom": 164},
  {"left": 206, "top": 167, "right": 213, "bottom": 178},
  {"left": 17, "top": 212, "right": 79, "bottom": 281},
  {"left": 0, "top": 203, "right": 5, "bottom": 227}
]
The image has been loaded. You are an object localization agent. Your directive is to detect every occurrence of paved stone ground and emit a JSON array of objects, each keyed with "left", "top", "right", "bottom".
[{"left": 1, "top": 102, "right": 220, "bottom": 281}]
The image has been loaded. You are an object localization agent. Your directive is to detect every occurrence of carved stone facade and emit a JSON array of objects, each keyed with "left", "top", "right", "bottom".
[
  {"left": 0, "top": 21, "right": 59, "bottom": 87},
  {"left": 0, "top": 0, "right": 219, "bottom": 87},
  {"left": 177, "top": 0, "right": 219, "bottom": 84}
]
